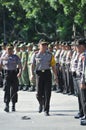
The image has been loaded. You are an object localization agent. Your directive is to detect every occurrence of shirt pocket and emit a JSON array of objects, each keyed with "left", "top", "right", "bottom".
[{"left": 36, "top": 58, "right": 42, "bottom": 64}]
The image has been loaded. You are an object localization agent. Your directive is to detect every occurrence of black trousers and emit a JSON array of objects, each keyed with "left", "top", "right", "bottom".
[
  {"left": 61, "top": 65, "right": 67, "bottom": 92},
  {"left": 72, "top": 72, "right": 79, "bottom": 95},
  {"left": 80, "top": 89, "right": 86, "bottom": 117},
  {"left": 76, "top": 77, "right": 83, "bottom": 115},
  {"left": 36, "top": 70, "right": 52, "bottom": 112},
  {"left": 3, "top": 70, "right": 19, "bottom": 104},
  {"left": 56, "top": 63, "right": 63, "bottom": 91}
]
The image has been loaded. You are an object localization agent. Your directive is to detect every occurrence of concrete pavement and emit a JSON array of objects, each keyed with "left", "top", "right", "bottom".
[{"left": 0, "top": 89, "right": 86, "bottom": 130}]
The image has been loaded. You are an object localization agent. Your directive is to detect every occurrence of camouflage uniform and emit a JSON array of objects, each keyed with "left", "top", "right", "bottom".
[{"left": 20, "top": 44, "right": 29, "bottom": 90}]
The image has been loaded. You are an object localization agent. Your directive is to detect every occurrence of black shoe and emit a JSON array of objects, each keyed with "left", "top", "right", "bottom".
[
  {"left": 63, "top": 91, "right": 67, "bottom": 94},
  {"left": 19, "top": 85, "right": 23, "bottom": 90},
  {"left": 68, "top": 92, "right": 72, "bottom": 95},
  {"left": 39, "top": 105, "right": 43, "bottom": 113},
  {"left": 29, "top": 86, "right": 35, "bottom": 92},
  {"left": 52, "top": 85, "right": 57, "bottom": 91},
  {"left": 4, "top": 106, "right": 9, "bottom": 112},
  {"left": 12, "top": 103, "right": 16, "bottom": 112},
  {"left": 23, "top": 86, "right": 29, "bottom": 91},
  {"left": 74, "top": 113, "right": 84, "bottom": 119},
  {"left": 12, "top": 107, "right": 15, "bottom": 112},
  {"left": 80, "top": 119, "right": 86, "bottom": 125},
  {"left": 44, "top": 111, "right": 50, "bottom": 116},
  {"left": 80, "top": 116, "right": 86, "bottom": 120},
  {"left": 56, "top": 89, "right": 62, "bottom": 93}
]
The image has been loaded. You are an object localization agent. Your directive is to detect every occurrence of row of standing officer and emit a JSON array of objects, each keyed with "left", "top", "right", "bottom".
[
  {"left": 50, "top": 38, "right": 86, "bottom": 125},
  {"left": 49, "top": 41, "right": 75, "bottom": 94}
]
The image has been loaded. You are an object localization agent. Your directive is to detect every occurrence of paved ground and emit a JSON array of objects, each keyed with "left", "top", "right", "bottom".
[{"left": 0, "top": 88, "right": 86, "bottom": 130}]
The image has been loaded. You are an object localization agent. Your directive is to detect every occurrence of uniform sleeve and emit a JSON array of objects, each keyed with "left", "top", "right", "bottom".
[
  {"left": 81, "top": 55, "right": 86, "bottom": 84},
  {"left": 50, "top": 55, "right": 56, "bottom": 67},
  {"left": 0, "top": 58, "right": 2, "bottom": 65}
]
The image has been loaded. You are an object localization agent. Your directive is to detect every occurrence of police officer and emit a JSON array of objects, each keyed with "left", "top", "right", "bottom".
[
  {"left": 75, "top": 39, "right": 86, "bottom": 125},
  {"left": 54, "top": 41, "right": 62, "bottom": 92},
  {"left": 65, "top": 42, "right": 74, "bottom": 95},
  {"left": 60, "top": 42, "right": 68, "bottom": 94},
  {"left": 27, "top": 43, "right": 35, "bottom": 91},
  {"left": 19, "top": 43, "right": 29, "bottom": 91},
  {"left": 70, "top": 41, "right": 79, "bottom": 96},
  {"left": 0, "top": 44, "right": 22, "bottom": 112},
  {"left": 48, "top": 43, "right": 56, "bottom": 91},
  {"left": 73, "top": 41, "right": 84, "bottom": 120},
  {"left": 30, "top": 41, "right": 58, "bottom": 116}
]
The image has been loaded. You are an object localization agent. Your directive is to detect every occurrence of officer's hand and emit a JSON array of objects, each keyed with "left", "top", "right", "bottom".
[
  {"left": 17, "top": 72, "right": 21, "bottom": 78},
  {"left": 80, "top": 83, "right": 86, "bottom": 89},
  {"left": 30, "top": 75, "right": 34, "bottom": 81},
  {"left": 55, "top": 76, "right": 58, "bottom": 84},
  {"left": 22, "top": 67, "right": 25, "bottom": 71}
]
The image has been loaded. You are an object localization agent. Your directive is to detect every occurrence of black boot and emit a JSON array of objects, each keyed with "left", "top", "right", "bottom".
[
  {"left": 12, "top": 103, "right": 16, "bottom": 112},
  {"left": 4, "top": 103, "right": 9, "bottom": 112},
  {"left": 44, "top": 111, "right": 50, "bottom": 116},
  {"left": 29, "top": 86, "right": 35, "bottom": 92},
  {"left": 39, "top": 104, "right": 43, "bottom": 113}
]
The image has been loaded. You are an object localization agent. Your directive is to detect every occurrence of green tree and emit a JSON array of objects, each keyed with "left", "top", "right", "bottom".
[{"left": 0, "top": 0, "right": 86, "bottom": 43}]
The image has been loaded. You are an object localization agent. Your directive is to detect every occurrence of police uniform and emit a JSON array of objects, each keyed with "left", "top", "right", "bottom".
[
  {"left": 65, "top": 43, "right": 74, "bottom": 95},
  {"left": 74, "top": 39, "right": 86, "bottom": 124},
  {"left": 70, "top": 50, "right": 79, "bottom": 95},
  {"left": 60, "top": 43, "right": 68, "bottom": 94},
  {"left": 0, "top": 44, "right": 22, "bottom": 112},
  {"left": 54, "top": 43, "right": 62, "bottom": 92},
  {"left": 76, "top": 39, "right": 86, "bottom": 125},
  {"left": 31, "top": 41, "right": 57, "bottom": 116}
]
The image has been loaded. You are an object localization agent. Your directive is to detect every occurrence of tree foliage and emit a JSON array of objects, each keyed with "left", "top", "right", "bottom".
[{"left": 0, "top": 0, "right": 86, "bottom": 43}]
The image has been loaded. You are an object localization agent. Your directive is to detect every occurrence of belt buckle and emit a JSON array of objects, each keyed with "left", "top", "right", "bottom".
[{"left": 42, "top": 70, "right": 45, "bottom": 72}]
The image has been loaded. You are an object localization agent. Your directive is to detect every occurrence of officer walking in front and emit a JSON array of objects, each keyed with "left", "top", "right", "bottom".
[
  {"left": 0, "top": 44, "right": 22, "bottom": 112},
  {"left": 30, "top": 40, "right": 58, "bottom": 116}
]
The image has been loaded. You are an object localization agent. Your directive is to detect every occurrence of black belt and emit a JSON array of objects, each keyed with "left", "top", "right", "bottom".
[{"left": 36, "top": 69, "right": 50, "bottom": 73}]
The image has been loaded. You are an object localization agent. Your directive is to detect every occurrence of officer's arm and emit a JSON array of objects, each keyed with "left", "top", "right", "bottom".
[
  {"left": 80, "top": 56, "right": 86, "bottom": 85},
  {"left": 52, "top": 66, "right": 58, "bottom": 78},
  {"left": 17, "top": 64, "right": 22, "bottom": 78},
  {"left": 17, "top": 56, "right": 22, "bottom": 78},
  {"left": 30, "top": 53, "right": 36, "bottom": 80},
  {"left": 0, "top": 64, "right": 2, "bottom": 71},
  {"left": 0, "top": 58, "right": 3, "bottom": 71},
  {"left": 31, "top": 63, "right": 35, "bottom": 76},
  {"left": 50, "top": 55, "right": 58, "bottom": 82}
]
